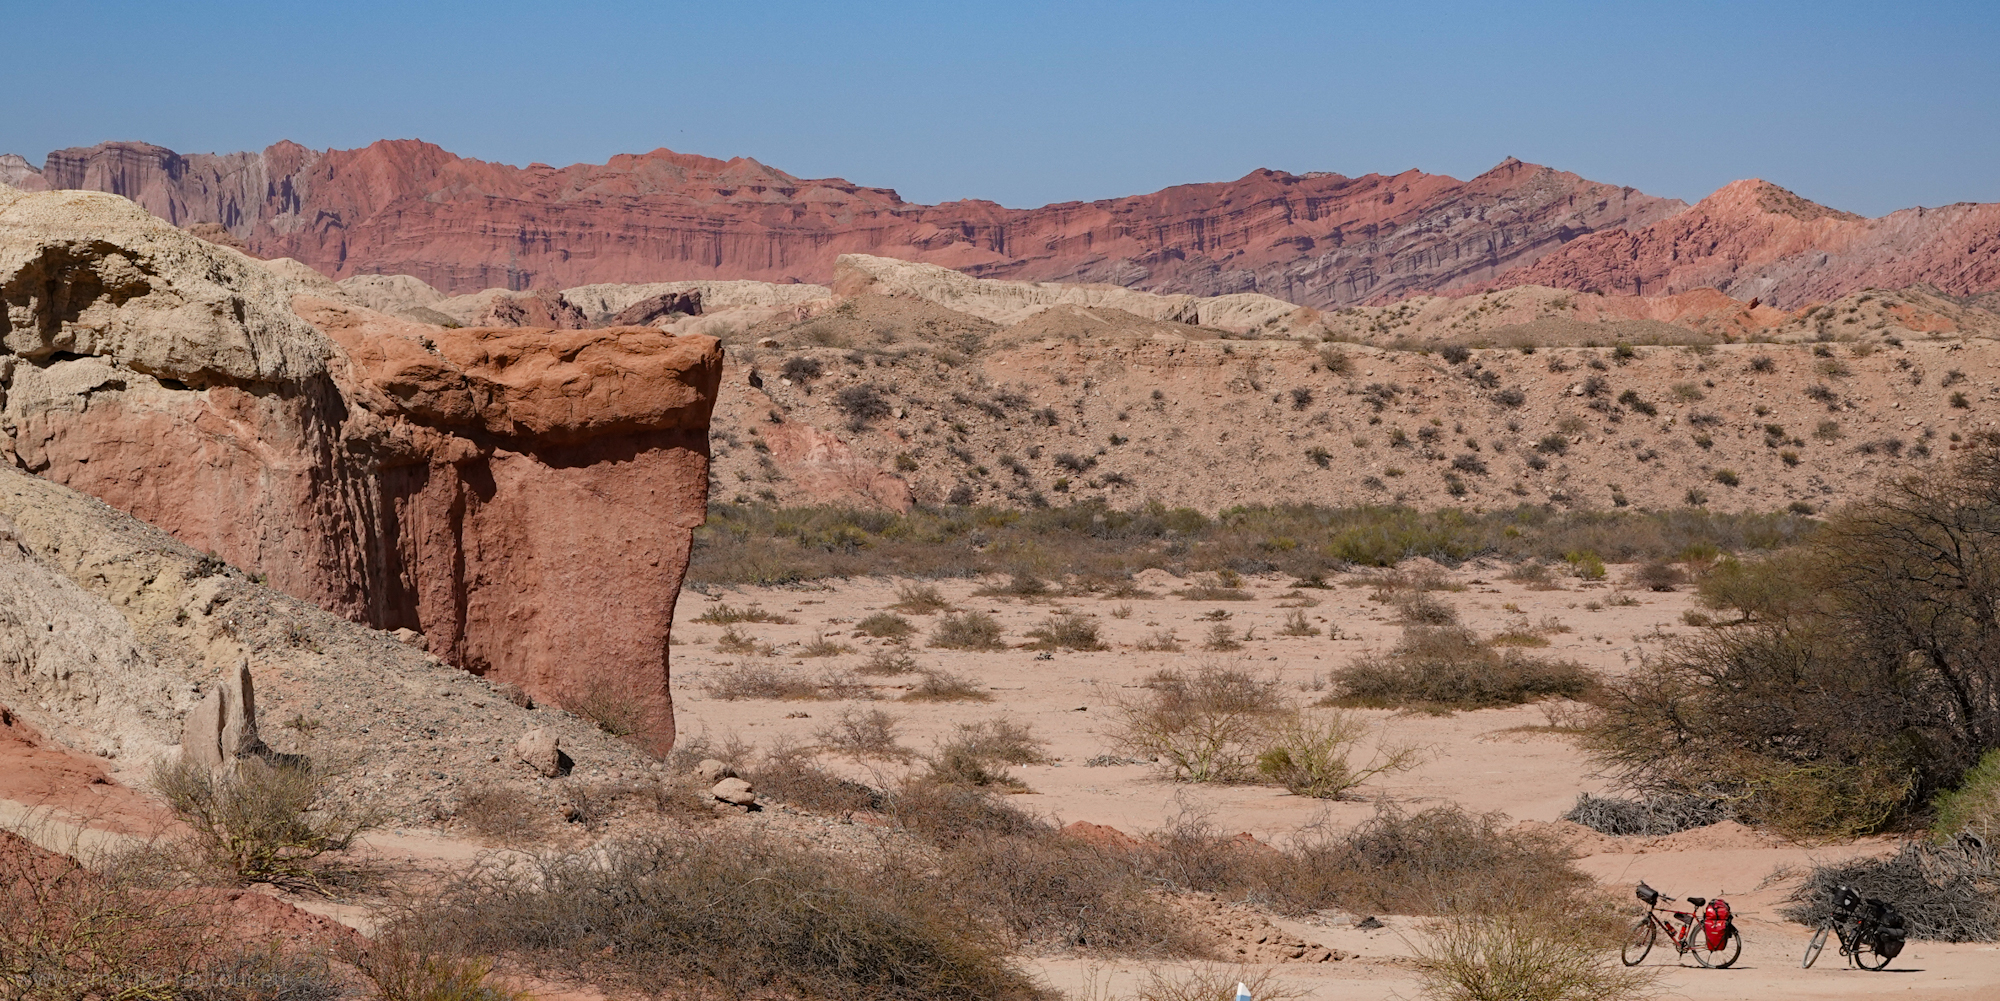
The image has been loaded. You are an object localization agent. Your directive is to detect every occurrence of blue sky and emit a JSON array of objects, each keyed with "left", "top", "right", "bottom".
[{"left": 8, "top": 1, "right": 1997, "bottom": 216}]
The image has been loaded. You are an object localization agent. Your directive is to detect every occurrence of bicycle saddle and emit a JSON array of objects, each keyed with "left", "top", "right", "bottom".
[{"left": 1687, "top": 897, "right": 1706, "bottom": 907}]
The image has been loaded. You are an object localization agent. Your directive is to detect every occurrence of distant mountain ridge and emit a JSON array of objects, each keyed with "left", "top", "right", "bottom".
[
  {"left": 2, "top": 140, "right": 1681, "bottom": 303},
  {"left": 6, "top": 139, "right": 1997, "bottom": 308}
]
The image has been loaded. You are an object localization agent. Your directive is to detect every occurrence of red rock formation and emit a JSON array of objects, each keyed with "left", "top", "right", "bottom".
[
  {"left": 12, "top": 141, "right": 1683, "bottom": 307},
  {"left": 1480, "top": 179, "right": 2000, "bottom": 308},
  {"left": 0, "top": 187, "right": 721, "bottom": 751}
]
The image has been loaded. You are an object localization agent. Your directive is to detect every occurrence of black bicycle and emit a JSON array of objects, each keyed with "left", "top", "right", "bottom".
[
  {"left": 1621, "top": 882, "right": 1741, "bottom": 968},
  {"left": 1802, "top": 884, "right": 1903, "bottom": 970}
]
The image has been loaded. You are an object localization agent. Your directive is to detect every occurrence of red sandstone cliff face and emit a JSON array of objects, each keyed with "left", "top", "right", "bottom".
[
  {"left": 1479, "top": 179, "right": 2000, "bottom": 308},
  {"left": 0, "top": 187, "right": 720, "bottom": 751},
  {"left": 8, "top": 141, "right": 1683, "bottom": 307}
]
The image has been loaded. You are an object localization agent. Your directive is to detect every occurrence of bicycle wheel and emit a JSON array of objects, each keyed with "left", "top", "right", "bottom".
[
  {"left": 1853, "top": 936, "right": 1893, "bottom": 971},
  {"left": 1802, "top": 922, "right": 1831, "bottom": 968},
  {"left": 1621, "top": 917, "right": 1657, "bottom": 966},
  {"left": 1692, "top": 925, "right": 1742, "bottom": 969}
]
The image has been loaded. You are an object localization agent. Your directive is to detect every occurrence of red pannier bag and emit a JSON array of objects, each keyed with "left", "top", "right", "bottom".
[{"left": 1702, "top": 898, "right": 1732, "bottom": 950}]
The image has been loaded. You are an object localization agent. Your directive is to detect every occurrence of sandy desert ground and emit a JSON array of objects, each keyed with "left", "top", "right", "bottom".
[{"left": 662, "top": 563, "right": 2000, "bottom": 1000}]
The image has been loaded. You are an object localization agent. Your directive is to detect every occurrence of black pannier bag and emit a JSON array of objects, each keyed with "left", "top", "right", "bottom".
[{"left": 1868, "top": 899, "right": 1907, "bottom": 959}]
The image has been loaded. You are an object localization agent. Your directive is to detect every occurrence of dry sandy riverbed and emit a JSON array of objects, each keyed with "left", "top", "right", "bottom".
[{"left": 671, "top": 562, "right": 2000, "bottom": 1000}]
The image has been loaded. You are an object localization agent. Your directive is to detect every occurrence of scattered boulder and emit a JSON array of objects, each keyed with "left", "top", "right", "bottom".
[
  {"left": 390, "top": 628, "right": 427, "bottom": 651},
  {"left": 515, "top": 728, "right": 569, "bottom": 778},
  {"left": 608, "top": 290, "right": 702, "bottom": 328},
  {"left": 711, "top": 776, "right": 756, "bottom": 807},
  {"left": 693, "top": 758, "right": 734, "bottom": 785}
]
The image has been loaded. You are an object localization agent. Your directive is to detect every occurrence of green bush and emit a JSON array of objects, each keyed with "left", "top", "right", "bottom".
[
  {"left": 1932, "top": 748, "right": 2000, "bottom": 842},
  {"left": 1589, "top": 434, "right": 2000, "bottom": 836},
  {"left": 1255, "top": 711, "right": 1418, "bottom": 799}
]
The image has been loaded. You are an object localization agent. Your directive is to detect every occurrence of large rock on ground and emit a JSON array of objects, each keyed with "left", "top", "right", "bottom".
[{"left": 0, "top": 187, "right": 722, "bottom": 752}]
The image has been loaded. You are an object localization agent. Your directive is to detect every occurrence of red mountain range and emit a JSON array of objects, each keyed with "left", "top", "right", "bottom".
[{"left": 6, "top": 139, "right": 1997, "bottom": 309}]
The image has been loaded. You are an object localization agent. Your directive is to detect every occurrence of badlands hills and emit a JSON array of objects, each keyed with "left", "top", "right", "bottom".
[
  {"left": 276, "top": 251, "right": 2000, "bottom": 515},
  {"left": 9, "top": 139, "right": 2000, "bottom": 311}
]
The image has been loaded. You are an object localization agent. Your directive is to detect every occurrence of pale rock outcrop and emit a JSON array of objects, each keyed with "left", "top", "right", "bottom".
[
  {"left": 563, "top": 280, "right": 830, "bottom": 324},
  {"left": 336, "top": 273, "right": 448, "bottom": 315},
  {"left": 834, "top": 253, "right": 1306, "bottom": 334},
  {"left": 0, "top": 510, "right": 185, "bottom": 762},
  {"left": 180, "top": 658, "right": 263, "bottom": 770},
  {"left": 0, "top": 188, "right": 723, "bottom": 752},
  {"left": 431, "top": 287, "right": 588, "bottom": 329},
  {"left": 0, "top": 155, "right": 39, "bottom": 189}
]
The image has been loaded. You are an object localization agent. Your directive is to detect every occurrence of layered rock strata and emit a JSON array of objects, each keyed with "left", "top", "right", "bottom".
[
  {"left": 8, "top": 141, "right": 1684, "bottom": 305},
  {"left": 0, "top": 187, "right": 721, "bottom": 750}
]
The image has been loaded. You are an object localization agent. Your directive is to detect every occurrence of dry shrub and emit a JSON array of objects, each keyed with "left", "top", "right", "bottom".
[
  {"left": 178, "top": 945, "right": 344, "bottom": 1001},
  {"left": 1779, "top": 839, "right": 2000, "bottom": 942},
  {"left": 798, "top": 632, "right": 854, "bottom": 657},
  {"left": 887, "top": 781, "right": 1047, "bottom": 847},
  {"left": 1025, "top": 611, "right": 1106, "bottom": 651},
  {"left": 901, "top": 669, "right": 992, "bottom": 702},
  {"left": 1503, "top": 561, "right": 1561, "bottom": 589},
  {"left": 1561, "top": 792, "right": 1728, "bottom": 837},
  {"left": 1412, "top": 906, "right": 1657, "bottom": 1001},
  {"left": 1126, "top": 965, "right": 1306, "bottom": 1001},
  {"left": 857, "top": 647, "right": 919, "bottom": 675},
  {"left": 1395, "top": 592, "right": 1461, "bottom": 625},
  {"left": 695, "top": 603, "right": 794, "bottom": 624},
  {"left": 705, "top": 662, "right": 868, "bottom": 701},
  {"left": 714, "top": 625, "right": 762, "bottom": 654},
  {"left": 745, "top": 744, "right": 885, "bottom": 816},
  {"left": 854, "top": 612, "right": 916, "bottom": 641},
  {"left": 1200, "top": 624, "right": 1241, "bottom": 652},
  {"left": 341, "top": 926, "right": 524, "bottom": 1001},
  {"left": 1177, "top": 586, "right": 1253, "bottom": 601},
  {"left": 816, "top": 708, "right": 911, "bottom": 760},
  {"left": 935, "top": 835, "right": 1202, "bottom": 956},
  {"left": 405, "top": 832, "right": 1039, "bottom": 1001},
  {"left": 563, "top": 680, "right": 654, "bottom": 738},
  {"left": 0, "top": 830, "right": 220, "bottom": 1001},
  {"left": 1326, "top": 625, "right": 1593, "bottom": 712},
  {"left": 1107, "top": 667, "right": 1290, "bottom": 782},
  {"left": 1133, "top": 803, "right": 1593, "bottom": 920},
  {"left": 931, "top": 611, "right": 1007, "bottom": 650},
  {"left": 976, "top": 573, "right": 1051, "bottom": 599},
  {"left": 1277, "top": 609, "right": 1320, "bottom": 637},
  {"left": 1135, "top": 629, "right": 1183, "bottom": 652},
  {"left": 923, "top": 719, "right": 1049, "bottom": 790},
  {"left": 154, "top": 755, "right": 382, "bottom": 893},
  {"left": 1628, "top": 559, "right": 1684, "bottom": 592},
  {"left": 453, "top": 785, "right": 549, "bottom": 843},
  {"left": 1304, "top": 804, "right": 1593, "bottom": 916},
  {"left": 1254, "top": 711, "right": 1419, "bottom": 799},
  {"left": 565, "top": 776, "right": 715, "bottom": 830},
  {"left": 692, "top": 501, "right": 1813, "bottom": 588},
  {"left": 891, "top": 583, "right": 951, "bottom": 614}
]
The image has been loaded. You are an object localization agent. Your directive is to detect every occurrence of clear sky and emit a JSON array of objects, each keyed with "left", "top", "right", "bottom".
[{"left": 8, "top": 0, "right": 1997, "bottom": 217}]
